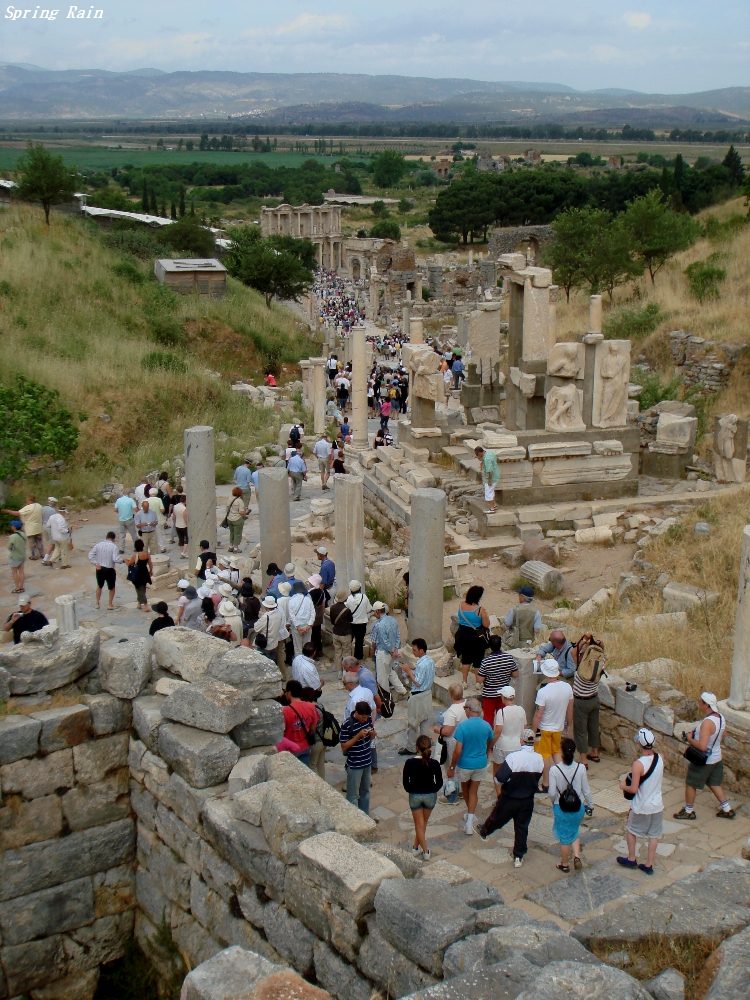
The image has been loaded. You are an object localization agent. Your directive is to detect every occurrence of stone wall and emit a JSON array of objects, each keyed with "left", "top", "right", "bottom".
[
  {"left": 0, "top": 694, "right": 136, "bottom": 1000},
  {"left": 667, "top": 331, "right": 746, "bottom": 396}
]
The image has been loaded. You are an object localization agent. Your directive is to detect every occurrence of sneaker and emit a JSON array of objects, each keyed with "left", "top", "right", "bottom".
[
  {"left": 513, "top": 856, "right": 523, "bottom": 869},
  {"left": 638, "top": 864, "right": 654, "bottom": 875},
  {"left": 464, "top": 823, "right": 474, "bottom": 836},
  {"left": 463, "top": 812, "right": 469, "bottom": 822},
  {"left": 717, "top": 808, "right": 736, "bottom": 819},
  {"left": 397, "top": 748, "right": 413, "bottom": 756},
  {"left": 477, "top": 827, "right": 488, "bottom": 842},
  {"left": 673, "top": 808, "right": 697, "bottom": 820},
  {"left": 411, "top": 847, "right": 422, "bottom": 857},
  {"left": 422, "top": 850, "right": 432, "bottom": 861},
  {"left": 616, "top": 856, "right": 638, "bottom": 869}
]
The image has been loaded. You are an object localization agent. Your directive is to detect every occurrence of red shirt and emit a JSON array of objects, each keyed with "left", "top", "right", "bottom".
[{"left": 282, "top": 701, "right": 319, "bottom": 751}]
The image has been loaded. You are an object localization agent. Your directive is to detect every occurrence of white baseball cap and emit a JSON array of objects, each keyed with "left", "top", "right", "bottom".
[
  {"left": 316, "top": 546, "right": 328, "bottom": 556},
  {"left": 635, "top": 728, "right": 655, "bottom": 748},
  {"left": 499, "top": 686, "right": 516, "bottom": 699},
  {"left": 700, "top": 691, "right": 718, "bottom": 711},
  {"left": 177, "top": 579, "right": 189, "bottom": 589}
]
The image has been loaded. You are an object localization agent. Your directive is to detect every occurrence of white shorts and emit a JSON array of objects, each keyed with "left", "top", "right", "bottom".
[{"left": 484, "top": 483, "right": 496, "bottom": 502}]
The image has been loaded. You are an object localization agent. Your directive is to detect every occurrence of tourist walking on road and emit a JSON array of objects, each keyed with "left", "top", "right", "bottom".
[
  {"left": 134, "top": 500, "right": 158, "bottom": 555},
  {"left": 339, "top": 701, "right": 376, "bottom": 815},
  {"left": 7, "top": 521, "right": 26, "bottom": 593},
  {"left": 253, "top": 596, "right": 283, "bottom": 660},
  {"left": 287, "top": 446, "right": 308, "bottom": 502},
  {"left": 147, "top": 489, "right": 167, "bottom": 552},
  {"left": 2, "top": 495, "right": 44, "bottom": 561},
  {"left": 403, "top": 735, "right": 444, "bottom": 860},
  {"left": 454, "top": 585, "right": 491, "bottom": 690},
  {"left": 225, "top": 487, "right": 249, "bottom": 552},
  {"left": 478, "top": 729, "right": 544, "bottom": 868},
  {"left": 149, "top": 602, "right": 175, "bottom": 636},
  {"left": 474, "top": 445, "right": 499, "bottom": 513},
  {"left": 172, "top": 495, "right": 188, "bottom": 559},
  {"left": 434, "top": 683, "right": 466, "bottom": 778},
  {"left": 398, "top": 638, "right": 435, "bottom": 756},
  {"left": 674, "top": 692, "right": 734, "bottom": 820},
  {"left": 618, "top": 728, "right": 664, "bottom": 875},
  {"left": 316, "top": 546, "right": 335, "bottom": 591},
  {"left": 343, "top": 659, "right": 379, "bottom": 772},
  {"left": 280, "top": 679, "right": 320, "bottom": 767},
  {"left": 379, "top": 397, "right": 391, "bottom": 431},
  {"left": 88, "top": 530, "right": 123, "bottom": 610},
  {"left": 346, "top": 581, "right": 371, "bottom": 661},
  {"left": 447, "top": 697, "right": 495, "bottom": 836},
  {"left": 292, "top": 642, "right": 323, "bottom": 697},
  {"left": 114, "top": 489, "right": 138, "bottom": 553},
  {"left": 44, "top": 505, "right": 72, "bottom": 569},
  {"left": 478, "top": 634, "right": 519, "bottom": 725},
  {"left": 549, "top": 737, "right": 594, "bottom": 872},
  {"left": 124, "top": 538, "right": 152, "bottom": 611},
  {"left": 313, "top": 434, "right": 332, "bottom": 490},
  {"left": 491, "top": 687, "right": 527, "bottom": 775},
  {"left": 233, "top": 457, "right": 253, "bottom": 508},
  {"left": 370, "top": 601, "right": 407, "bottom": 697},
  {"left": 532, "top": 658, "right": 574, "bottom": 791}
]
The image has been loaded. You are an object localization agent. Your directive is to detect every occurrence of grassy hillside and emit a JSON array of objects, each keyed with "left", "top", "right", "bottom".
[{"left": 0, "top": 204, "right": 314, "bottom": 500}]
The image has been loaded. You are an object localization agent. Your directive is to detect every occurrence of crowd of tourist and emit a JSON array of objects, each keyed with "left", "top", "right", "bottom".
[{"left": 313, "top": 270, "right": 365, "bottom": 333}]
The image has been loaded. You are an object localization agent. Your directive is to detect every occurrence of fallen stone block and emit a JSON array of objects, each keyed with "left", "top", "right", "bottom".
[
  {"left": 231, "top": 700, "right": 284, "bottom": 749},
  {"left": 31, "top": 704, "right": 91, "bottom": 752},
  {"left": 1, "top": 748, "right": 74, "bottom": 800},
  {"left": 644, "top": 967, "right": 685, "bottom": 1000},
  {"left": 98, "top": 636, "right": 152, "bottom": 699},
  {"left": 132, "top": 695, "right": 165, "bottom": 751},
  {"left": 313, "top": 939, "right": 372, "bottom": 1000},
  {"left": 704, "top": 924, "right": 750, "bottom": 1000},
  {"left": 662, "top": 582, "right": 720, "bottom": 615},
  {"left": 454, "top": 881, "right": 504, "bottom": 910},
  {"left": 357, "top": 919, "right": 439, "bottom": 998},
  {"left": 180, "top": 945, "right": 283, "bottom": 1000},
  {"left": 420, "top": 860, "right": 474, "bottom": 886},
  {"left": 519, "top": 560, "right": 563, "bottom": 595},
  {"left": 514, "top": 961, "right": 651, "bottom": 1000},
  {"left": 73, "top": 732, "right": 129, "bottom": 784},
  {"left": 152, "top": 627, "right": 228, "bottom": 683},
  {"left": 298, "top": 832, "right": 402, "bottom": 918},
  {"left": 633, "top": 612, "right": 688, "bottom": 630},
  {"left": 592, "top": 512, "right": 622, "bottom": 528},
  {"left": 0, "top": 715, "right": 41, "bottom": 764},
  {"left": 162, "top": 679, "right": 254, "bottom": 734},
  {"left": 368, "top": 842, "right": 423, "bottom": 878},
  {"left": 442, "top": 933, "right": 487, "bottom": 979},
  {"left": 208, "top": 647, "right": 283, "bottom": 699},
  {"left": 521, "top": 536, "right": 556, "bottom": 566},
  {"left": 83, "top": 694, "right": 132, "bottom": 736},
  {"left": 574, "top": 587, "right": 613, "bottom": 619},
  {"left": 0, "top": 628, "right": 99, "bottom": 696},
  {"left": 500, "top": 548, "right": 524, "bottom": 568},
  {"left": 400, "top": 957, "right": 535, "bottom": 999},
  {"left": 575, "top": 526, "right": 613, "bottom": 545},
  {"left": 485, "top": 924, "right": 600, "bottom": 967},
  {"left": 158, "top": 724, "right": 239, "bottom": 789},
  {"left": 474, "top": 907, "right": 557, "bottom": 933},
  {"left": 375, "top": 877, "right": 476, "bottom": 975},
  {"left": 227, "top": 754, "right": 268, "bottom": 795}
]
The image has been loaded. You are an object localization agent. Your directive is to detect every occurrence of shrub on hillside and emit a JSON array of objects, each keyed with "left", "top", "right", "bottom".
[
  {"left": 684, "top": 254, "right": 727, "bottom": 302},
  {"left": 141, "top": 351, "right": 188, "bottom": 374},
  {"left": 603, "top": 301, "right": 664, "bottom": 341}
]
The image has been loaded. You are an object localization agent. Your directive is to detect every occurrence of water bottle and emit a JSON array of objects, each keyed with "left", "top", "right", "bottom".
[{"left": 436, "top": 712, "right": 445, "bottom": 727}]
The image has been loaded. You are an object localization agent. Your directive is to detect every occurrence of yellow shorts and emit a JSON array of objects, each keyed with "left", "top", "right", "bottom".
[{"left": 538, "top": 730, "right": 561, "bottom": 759}]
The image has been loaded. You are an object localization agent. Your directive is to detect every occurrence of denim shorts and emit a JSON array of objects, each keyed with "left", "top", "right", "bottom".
[{"left": 409, "top": 792, "right": 438, "bottom": 811}]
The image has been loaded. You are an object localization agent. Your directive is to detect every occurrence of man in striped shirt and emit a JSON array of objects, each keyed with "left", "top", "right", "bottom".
[
  {"left": 477, "top": 635, "right": 519, "bottom": 725},
  {"left": 88, "top": 531, "right": 123, "bottom": 611},
  {"left": 339, "top": 702, "right": 376, "bottom": 815}
]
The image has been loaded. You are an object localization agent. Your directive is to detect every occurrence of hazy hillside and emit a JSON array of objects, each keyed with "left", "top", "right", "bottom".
[{"left": 0, "top": 65, "right": 747, "bottom": 122}]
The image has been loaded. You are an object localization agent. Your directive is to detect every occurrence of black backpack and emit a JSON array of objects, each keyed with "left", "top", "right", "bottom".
[
  {"left": 317, "top": 705, "right": 341, "bottom": 748},
  {"left": 555, "top": 764, "right": 582, "bottom": 813}
]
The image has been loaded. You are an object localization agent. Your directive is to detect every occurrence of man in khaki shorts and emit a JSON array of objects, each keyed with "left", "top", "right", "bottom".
[{"left": 446, "top": 698, "right": 495, "bottom": 836}]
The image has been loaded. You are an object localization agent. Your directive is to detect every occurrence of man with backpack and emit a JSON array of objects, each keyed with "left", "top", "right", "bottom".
[
  {"left": 279, "top": 680, "right": 320, "bottom": 768},
  {"left": 534, "top": 630, "right": 577, "bottom": 678},
  {"left": 572, "top": 632, "right": 605, "bottom": 768}
]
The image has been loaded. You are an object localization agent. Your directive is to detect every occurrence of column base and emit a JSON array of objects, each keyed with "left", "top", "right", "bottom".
[{"left": 718, "top": 699, "right": 750, "bottom": 734}]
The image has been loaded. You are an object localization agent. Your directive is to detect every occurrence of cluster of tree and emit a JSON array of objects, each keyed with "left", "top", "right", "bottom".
[
  {"left": 0, "top": 375, "right": 79, "bottom": 485},
  {"left": 428, "top": 148, "right": 745, "bottom": 244},
  {"left": 543, "top": 190, "right": 699, "bottom": 302},
  {"left": 224, "top": 230, "right": 315, "bottom": 308}
]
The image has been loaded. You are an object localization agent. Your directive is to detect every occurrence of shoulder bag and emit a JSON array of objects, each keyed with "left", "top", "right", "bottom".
[
  {"left": 623, "top": 753, "right": 659, "bottom": 801},
  {"left": 221, "top": 497, "right": 238, "bottom": 529},
  {"left": 684, "top": 714, "right": 723, "bottom": 766},
  {"left": 290, "top": 704, "right": 318, "bottom": 746}
]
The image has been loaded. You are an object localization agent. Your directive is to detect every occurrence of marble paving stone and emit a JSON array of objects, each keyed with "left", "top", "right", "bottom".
[
  {"left": 592, "top": 789, "right": 631, "bottom": 815},
  {"left": 471, "top": 848, "right": 512, "bottom": 866},
  {"left": 371, "top": 806, "right": 395, "bottom": 821},
  {"left": 613, "top": 840, "right": 677, "bottom": 858},
  {"left": 525, "top": 863, "right": 637, "bottom": 919}
]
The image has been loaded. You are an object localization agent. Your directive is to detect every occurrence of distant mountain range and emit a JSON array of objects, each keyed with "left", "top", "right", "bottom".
[{"left": 0, "top": 65, "right": 747, "bottom": 124}]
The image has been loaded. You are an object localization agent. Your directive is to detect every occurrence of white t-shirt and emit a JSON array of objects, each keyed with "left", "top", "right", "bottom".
[
  {"left": 313, "top": 439, "right": 331, "bottom": 460},
  {"left": 494, "top": 704, "right": 527, "bottom": 754},
  {"left": 535, "top": 681, "right": 573, "bottom": 732},
  {"left": 443, "top": 701, "right": 467, "bottom": 730}
]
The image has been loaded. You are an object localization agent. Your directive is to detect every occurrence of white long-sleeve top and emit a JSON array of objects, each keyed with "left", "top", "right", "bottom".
[
  {"left": 548, "top": 761, "right": 594, "bottom": 810},
  {"left": 345, "top": 591, "right": 372, "bottom": 625},
  {"left": 288, "top": 593, "right": 315, "bottom": 629}
]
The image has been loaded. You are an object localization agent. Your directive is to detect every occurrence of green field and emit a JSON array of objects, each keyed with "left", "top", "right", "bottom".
[{"left": 0, "top": 145, "right": 331, "bottom": 173}]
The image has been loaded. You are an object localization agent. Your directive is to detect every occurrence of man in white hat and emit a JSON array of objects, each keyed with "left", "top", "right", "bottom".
[
  {"left": 148, "top": 488, "right": 167, "bottom": 553},
  {"left": 316, "top": 546, "right": 336, "bottom": 592},
  {"left": 618, "top": 728, "right": 664, "bottom": 875},
  {"left": 531, "top": 657, "right": 574, "bottom": 791},
  {"left": 2, "top": 594, "right": 49, "bottom": 644},
  {"left": 254, "top": 596, "right": 283, "bottom": 660},
  {"left": 345, "top": 580, "right": 372, "bottom": 661},
  {"left": 674, "top": 692, "right": 734, "bottom": 821}
]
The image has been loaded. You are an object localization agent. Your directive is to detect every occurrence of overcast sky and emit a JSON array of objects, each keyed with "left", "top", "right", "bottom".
[{"left": 3, "top": 1, "right": 748, "bottom": 93}]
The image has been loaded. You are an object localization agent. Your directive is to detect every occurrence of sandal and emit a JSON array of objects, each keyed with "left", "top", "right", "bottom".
[
  {"left": 573, "top": 856, "right": 583, "bottom": 871},
  {"left": 556, "top": 862, "right": 570, "bottom": 873},
  {"left": 588, "top": 755, "right": 601, "bottom": 763}
]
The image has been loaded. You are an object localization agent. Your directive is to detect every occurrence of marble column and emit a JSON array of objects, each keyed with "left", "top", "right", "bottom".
[
  {"left": 728, "top": 525, "right": 750, "bottom": 711},
  {"left": 184, "top": 425, "right": 216, "bottom": 578},
  {"left": 299, "top": 360, "right": 312, "bottom": 414},
  {"left": 55, "top": 594, "right": 77, "bottom": 634},
  {"left": 408, "top": 488, "right": 446, "bottom": 648},
  {"left": 402, "top": 304, "right": 411, "bottom": 340},
  {"left": 410, "top": 317, "right": 424, "bottom": 344},
  {"left": 258, "top": 467, "right": 291, "bottom": 578},
  {"left": 368, "top": 275, "right": 379, "bottom": 322},
  {"left": 310, "top": 358, "right": 327, "bottom": 435},
  {"left": 334, "top": 474, "right": 364, "bottom": 592},
  {"left": 351, "top": 327, "right": 368, "bottom": 450},
  {"left": 588, "top": 294, "right": 603, "bottom": 335}
]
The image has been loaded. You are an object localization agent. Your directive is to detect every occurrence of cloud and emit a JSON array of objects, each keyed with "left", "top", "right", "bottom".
[
  {"left": 275, "top": 13, "right": 344, "bottom": 35},
  {"left": 590, "top": 44, "right": 623, "bottom": 62},
  {"left": 623, "top": 12, "right": 652, "bottom": 29}
]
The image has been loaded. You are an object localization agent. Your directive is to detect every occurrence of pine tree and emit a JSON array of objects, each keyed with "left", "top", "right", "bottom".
[
  {"left": 179, "top": 185, "right": 185, "bottom": 217},
  {"left": 141, "top": 178, "right": 148, "bottom": 211},
  {"left": 722, "top": 145, "right": 745, "bottom": 186},
  {"left": 190, "top": 201, "right": 195, "bottom": 217},
  {"left": 673, "top": 153, "right": 685, "bottom": 191},
  {"left": 160, "top": 198, "right": 166, "bottom": 218},
  {"left": 150, "top": 189, "right": 158, "bottom": 215},
  {"left": 170, "top": 201, "right": 177, "bottom": 220}
]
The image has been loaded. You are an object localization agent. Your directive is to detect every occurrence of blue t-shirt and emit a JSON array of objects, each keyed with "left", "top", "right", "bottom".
[
  {"left": 250, "top": 470, "right": 260, "bottom": 489},
  {"left": 454, "top": 717, "right": 494, "bottom": 770},
  {"left": 356, "top": 667, "right": 377, "bottom": 697},
  {"left": 114, "top": 496, "right": 137, "bottom": 522},
  {"left": 234, "top": 465, "right": 252, "bottom": 490}
]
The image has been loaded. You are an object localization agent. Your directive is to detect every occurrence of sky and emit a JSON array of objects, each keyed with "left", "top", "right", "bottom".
[{"left": 2, "top": 1, "right": 749, "bottom": 94}]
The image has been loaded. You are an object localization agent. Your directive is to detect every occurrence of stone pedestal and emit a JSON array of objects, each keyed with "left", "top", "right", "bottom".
[
  {"left": 258, "top": 467, "right": 291, "bottom": 577},
  {"left": 334, "top": 475, "right": 364, "bottom": 593},
  {"left": 402, "top": 305, "right": 411, "bottom": 341},
  {"left": 184, "top": 425, "right": 216, "bottom": 578},
  {"left": 588, "top": 294, "right": 602, "bottom": 335},
  {"left": 410, "top": 318, "right": 424, "bottom": 344},
  {"left": 55, "top": 594, "right": 78, "bottom": 634},
  {"left": 351, "top": 328, "right": 368, "bottom": 450},
  {"left": 408, "top": 488, "right": 446, "bottom": 648},
  {"left": 728, "top": 525, "right": 750, "bottom": 711},
  {"left": 310, "top": 358, "right": 327, "bottom": 435}
]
